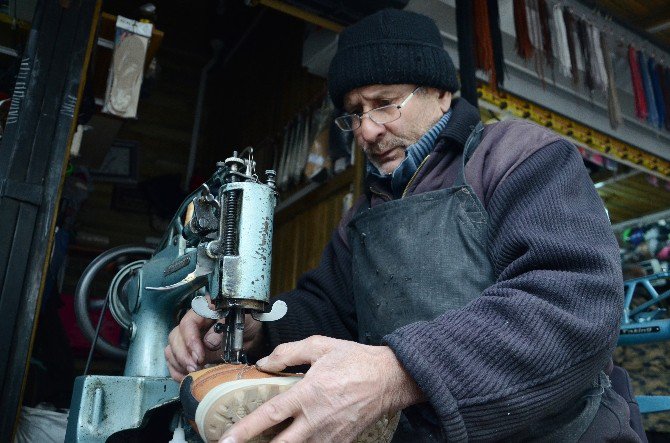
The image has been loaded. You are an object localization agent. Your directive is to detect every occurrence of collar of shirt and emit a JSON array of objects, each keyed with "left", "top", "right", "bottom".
[{"left": 367, "top": 109, "right": 453, "bottom": 198}]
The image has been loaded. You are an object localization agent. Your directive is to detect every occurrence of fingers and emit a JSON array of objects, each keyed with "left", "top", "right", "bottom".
[
  {"left": 164, "top": 310, "right": 215, "bottom": 378},
  {"left": 256, "top": 336, "right": 334, "bottom": 372},
  {"left": 164, "top": 345, "right": 187, "bottom": 381},
  {"left": 219, "top": 391, "right": 299, "bottom": 443},
  {"left": 179, "top": 309, "right": 214, "bottom": 366},
  {"left": 166, "top": 326, "right": 198, "bottom": 374},
  {"left": 271, "top": 416, "right": 318, "bottom": 443},
  {"left": 203, "top": 321, "right": 224, "bottom": 350}
]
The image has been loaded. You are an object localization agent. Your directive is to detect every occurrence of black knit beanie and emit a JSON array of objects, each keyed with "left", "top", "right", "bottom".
[{"left": 328, "top": 8, "right": 459, "bottom": 109}]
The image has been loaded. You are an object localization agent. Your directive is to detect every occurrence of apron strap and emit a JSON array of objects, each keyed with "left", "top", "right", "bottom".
[
  {"left": 540, "top": 371, "right": 611, "bottom": 442},
  {"left": 517, "top": 371, "right": 611, "bottom": 442},
  {"left": 454, "top": 122, "right": 485, "bottom": 187}
]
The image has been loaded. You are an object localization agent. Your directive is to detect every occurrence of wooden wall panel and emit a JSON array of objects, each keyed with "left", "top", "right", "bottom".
[
  {"left": 271, "top": 168, "right": 356, "bottom": 295},
  {"left": 598, "top": 173, "right": 670, "bottom": 224}
]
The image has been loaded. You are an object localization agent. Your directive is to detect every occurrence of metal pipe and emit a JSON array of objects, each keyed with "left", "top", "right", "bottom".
[
  {"left": 184, "top": 39, "right": 224, "bottom": 191},
  {"left": 593, "top": 170, "right": 642, "bottom": 189},
  {"left": 611, "top": 208, "right": 670, "bottom": 233}
]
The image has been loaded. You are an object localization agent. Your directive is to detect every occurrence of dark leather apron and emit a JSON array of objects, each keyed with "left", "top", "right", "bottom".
[
  {"left": 349, "top": 123, "right": 493, "bottom": 347},
  {"left": 347, "top": 123, "right": 606, "bottom": 442}
]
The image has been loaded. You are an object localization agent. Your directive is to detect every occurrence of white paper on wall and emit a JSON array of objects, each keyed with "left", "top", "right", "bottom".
[{"left": 102, "top": 16, "right": 153, "bottom": 119}]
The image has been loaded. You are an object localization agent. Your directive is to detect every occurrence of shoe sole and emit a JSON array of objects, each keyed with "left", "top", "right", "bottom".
[
  {"left": 195, "top": 377, "right": 301, "bottom": 442},
  {"left": 194, "top": 377, "right": 400, "bottom": 443}
]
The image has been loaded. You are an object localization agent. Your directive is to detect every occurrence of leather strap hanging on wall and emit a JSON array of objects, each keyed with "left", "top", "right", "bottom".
[
  {"left": 513, "top": 0, "right": 533, "bottom": 60},
  {"left": 537, "top": 0, "right": 553, "bottom": 70},
  {"left": 600, "top": 36, "right": 623, "bottom": 129},
  {"left": 552, "top": 4, "right": 572, "bottom": 80},
  {"left": 473, "top": 0, "right": 496, "bottom": 89},
  {"left": 524, "top": 0, "right": 545, "bottom": 84},
  {"left": 587, "top": 23, "right": 607, "bottom": 92},
  {"left": 596, "top": 27, "right": 609, "bottom": 92},
  {"left": 639, "top": 50, "right": 660, "bottom": 127},
  {"left": 662, "top": 66, "right": 670, "bottom": 130},
  {"left": 576, "top": 18, "right": 594, "bottom": 91},
  {"left": 650, "top": 57, "right": 666, "bottom": 129},
  {"left": 629, "top": 45, "right": 647, "bottom": 120},
  {"left": 563, "top": 8, "right": 580, "bottom": 85}
]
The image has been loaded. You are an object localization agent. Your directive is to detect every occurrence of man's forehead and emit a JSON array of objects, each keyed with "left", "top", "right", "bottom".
[{"left": 343, "top": 84, "right": 413, "bottom": 108}]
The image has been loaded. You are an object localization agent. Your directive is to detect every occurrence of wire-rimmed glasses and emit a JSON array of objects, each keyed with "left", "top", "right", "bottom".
[{"left": 334, "top": 86, "right": 421, "bottom": 131}]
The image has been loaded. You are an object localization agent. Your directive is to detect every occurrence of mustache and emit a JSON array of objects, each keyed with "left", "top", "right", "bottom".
[{"left": 361, "top": 137, "right": 408, "bottom": 155}]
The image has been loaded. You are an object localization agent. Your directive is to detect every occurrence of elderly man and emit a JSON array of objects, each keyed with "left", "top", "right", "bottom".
[{"left": 166, "top": 8, "right": 643, "bottom": 442}]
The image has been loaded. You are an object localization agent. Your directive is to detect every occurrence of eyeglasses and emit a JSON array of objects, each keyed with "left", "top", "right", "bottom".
[{"left": 335, "top": 86, "right": 421, "bottom": 131}]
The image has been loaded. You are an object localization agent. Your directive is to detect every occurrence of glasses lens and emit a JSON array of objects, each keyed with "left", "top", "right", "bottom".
[
  {"left": 335, "top": 115, "right": 359, "bottom": 131},
  {"left": 369, "top": 105, "right": 401, "bottom": 125}
]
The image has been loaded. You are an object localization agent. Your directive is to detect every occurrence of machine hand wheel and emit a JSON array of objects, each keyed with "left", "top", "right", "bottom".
[{"left": 74, "top": 245, "right": 154, "bottom": 360}]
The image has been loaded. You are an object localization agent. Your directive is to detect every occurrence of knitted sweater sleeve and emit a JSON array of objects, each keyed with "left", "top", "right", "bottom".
[
  {"left": 384, "top": 140, "right": 624, "bottom": 441},
  {"left": 264, "top": 227, "right": 357, "bottom": 350}
]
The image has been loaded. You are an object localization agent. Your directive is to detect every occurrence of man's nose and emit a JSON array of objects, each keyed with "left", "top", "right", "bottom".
[{"left": 358, "top": 116, "right": 385, "bottom": 144}]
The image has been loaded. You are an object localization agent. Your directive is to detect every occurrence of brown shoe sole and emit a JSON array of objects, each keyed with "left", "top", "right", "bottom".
[{"left": 194, "top": 377, "right": 400, "bottom": 442}]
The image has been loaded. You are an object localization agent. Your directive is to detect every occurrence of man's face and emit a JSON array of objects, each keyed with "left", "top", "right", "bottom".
[{"left": 343, "top": 84, "right": 452, "bottom": 174}]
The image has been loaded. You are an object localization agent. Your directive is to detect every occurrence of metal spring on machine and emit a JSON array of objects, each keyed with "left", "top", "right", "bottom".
[{"left": 223, "top": 190, "right": 239, "bottom": 256}]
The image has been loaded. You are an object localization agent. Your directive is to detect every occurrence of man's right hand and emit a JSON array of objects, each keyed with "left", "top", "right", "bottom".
[{"left": 164, "top": 309, "right": 264, "bottom": 381}]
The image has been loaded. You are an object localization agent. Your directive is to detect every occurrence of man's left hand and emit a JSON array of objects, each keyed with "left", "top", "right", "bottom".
[{"left": 218, "top": 335, "right": 425, "bottom": 443}]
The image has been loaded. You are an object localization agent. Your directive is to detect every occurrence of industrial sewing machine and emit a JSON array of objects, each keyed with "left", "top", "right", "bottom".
[{"left": 65, "top": 149, "right": 286, "bottom": 442}]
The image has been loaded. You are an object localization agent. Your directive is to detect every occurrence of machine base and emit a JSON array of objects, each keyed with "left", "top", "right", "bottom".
[{"left": 65, "top": 375, "right": 179, "bottom": 442}]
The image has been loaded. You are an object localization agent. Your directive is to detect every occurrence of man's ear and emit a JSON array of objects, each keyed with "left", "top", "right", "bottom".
[{"left": 437, "top": 90, "right": 452, "bottom": 113}]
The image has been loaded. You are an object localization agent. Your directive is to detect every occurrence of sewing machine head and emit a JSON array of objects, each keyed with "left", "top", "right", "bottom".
[{"left": 148, "top": 148, "right": 285, "bottom": 364}]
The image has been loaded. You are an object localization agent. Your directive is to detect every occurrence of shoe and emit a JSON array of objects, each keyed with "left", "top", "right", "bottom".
[{"left": 180, "top": 364, "right": 400, "bottom": 443}]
